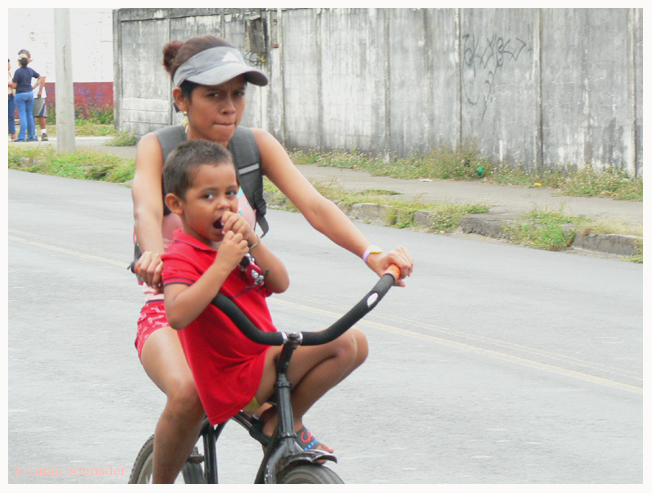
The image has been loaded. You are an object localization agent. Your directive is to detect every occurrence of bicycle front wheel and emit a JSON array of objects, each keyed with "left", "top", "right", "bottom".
[
  {"left": 128, "top": 434, "right": 205, "bottom": 484},
  {"left": 278, "top": 464, "right": 344, "bottom": 484}
]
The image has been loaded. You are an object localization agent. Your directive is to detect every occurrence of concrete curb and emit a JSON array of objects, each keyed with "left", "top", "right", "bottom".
[
  {"left": 571, "top": 233, "right": 642, "bottom": 257},
  {"left": 457, "top": 214, "right": 642, "bottom": 256},
  {"left": 327, "top": 202, "right": 643, "bottom": 258}
]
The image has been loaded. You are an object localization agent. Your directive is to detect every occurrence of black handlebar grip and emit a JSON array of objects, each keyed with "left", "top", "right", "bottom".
[
  {"left": 300, "top": 272, "right": 396, "bottom": 345},
  {"left": 211, "top": 270, "right": 398, "bottom": 347},
  {"left": 211, "top": 293, "right": 285, "bottom": 346}
]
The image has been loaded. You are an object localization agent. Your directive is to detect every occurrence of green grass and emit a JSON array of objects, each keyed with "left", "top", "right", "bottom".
[
  {"left": 8, "top": 146, "right": 135, "bottom": 183},
  {"left": 289, "top": 144, "right": 642, "bottom": 201},
  {"left": 43, "top": 106, "right": 117, "bottom": 137},
  {"left": 264, "top": 179, "right": 489, "bottom": 233},
  {"left": 106, "top": 130, "right": 137, "bottom": 147},
  {"left": 502, "top": 208, "right": 588, "bottom": 251},
  {"left": 8, "top": 136, "right": 642, "bottom": 260}
]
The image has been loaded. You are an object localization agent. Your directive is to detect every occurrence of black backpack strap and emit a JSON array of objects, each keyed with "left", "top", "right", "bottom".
[
  {"left": 155, "top": 125, "right": 188, "bottom": 162},
  {"left": 154, "top": 125, "right": 188, "bottom": 216},
  {"left": 228, "top": 126, "right": 269, "bottom": 237}
]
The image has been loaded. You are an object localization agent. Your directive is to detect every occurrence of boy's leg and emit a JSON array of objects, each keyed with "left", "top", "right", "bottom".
[
  {"left": 140, "top": 326, "right": 205, "bottom": 483},
  {"left": 255, "top": 328, "right": 368, "bottom": 449},
  {"left": 34, "top": 98, "right": 47, "bottom": 140}
]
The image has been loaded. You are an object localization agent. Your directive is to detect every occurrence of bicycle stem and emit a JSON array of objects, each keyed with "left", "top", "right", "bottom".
[{"left": 254, "top": 337, "right": 301, "bottom": 483}]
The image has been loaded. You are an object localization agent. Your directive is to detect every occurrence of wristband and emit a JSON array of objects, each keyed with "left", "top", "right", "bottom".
[
  {"left": 248, "top": 238, "right": 260, "bottom": 251},
  {"left": 363, "top": 245, "right": 383, "bottom": 264}
]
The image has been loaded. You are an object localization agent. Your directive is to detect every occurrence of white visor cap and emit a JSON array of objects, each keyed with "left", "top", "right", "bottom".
[{"left": 172, "top": 46, "right": 268, "bottom": 88}]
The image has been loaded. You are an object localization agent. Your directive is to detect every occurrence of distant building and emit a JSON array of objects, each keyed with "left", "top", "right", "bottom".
[{"left": 8, "top": 8, "right": 114, "bottom": 116}]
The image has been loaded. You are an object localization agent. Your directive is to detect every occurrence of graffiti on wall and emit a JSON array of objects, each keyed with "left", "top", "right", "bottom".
[{"left": 462, "top": 31, "right": 529, "bottom": 121}]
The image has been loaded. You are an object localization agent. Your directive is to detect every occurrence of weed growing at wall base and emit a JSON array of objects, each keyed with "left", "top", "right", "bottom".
[
  {"left": 290, "top": 145, "right": 642, "bottom": 201},
  {"left": 44, "top": 105, "right": 115, "bottom": 137}
]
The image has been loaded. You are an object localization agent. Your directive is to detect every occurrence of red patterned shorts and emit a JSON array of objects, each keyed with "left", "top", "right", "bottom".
[{"left": 135, "top": 300, "right": 169, "bottom": 360}]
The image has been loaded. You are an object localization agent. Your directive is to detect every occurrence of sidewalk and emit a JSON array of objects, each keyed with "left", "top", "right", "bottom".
[
  {"left": 296, "top": 163, "right": 643, "bottom": 257},
  {"left": 13, "top": 136, "right": 644, "bottom": 257}
]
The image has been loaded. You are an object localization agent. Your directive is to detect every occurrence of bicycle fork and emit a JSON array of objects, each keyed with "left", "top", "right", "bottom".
[
  {"left": 255, "top": 333, "right": 336, "bottom": 483},
  {"left": 254, "top": 333, "right": 298, "bottom": 483}
]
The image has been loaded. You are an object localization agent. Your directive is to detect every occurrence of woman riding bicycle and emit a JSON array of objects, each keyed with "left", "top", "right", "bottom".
[{"left": 131, "top": 35, "right": 414, "bottom": 483}]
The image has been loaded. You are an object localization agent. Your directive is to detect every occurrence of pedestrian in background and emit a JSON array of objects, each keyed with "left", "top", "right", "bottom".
[
  {"left": 12, "top": 53, "right": 42, "bottom": 142},
  {"left": 8, "top": 58, "right": 16, "bottom": 141},
  {"left": 18, "top": 49, "right": 48, "bottom": 141}
]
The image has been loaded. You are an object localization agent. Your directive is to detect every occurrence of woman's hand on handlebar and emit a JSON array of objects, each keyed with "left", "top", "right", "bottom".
[
  {"left": 366, "top": 246, "right": 413, "bottom": 287},
  {"left": 135, "top": 251, "right": 164, "bottom": 293}
]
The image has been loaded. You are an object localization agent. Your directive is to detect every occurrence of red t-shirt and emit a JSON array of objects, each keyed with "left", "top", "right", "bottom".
[{"left": 161, "top": 229, "right": 276, "bottom": 425}]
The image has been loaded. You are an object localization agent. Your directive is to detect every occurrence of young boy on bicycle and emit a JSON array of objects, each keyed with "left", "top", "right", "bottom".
[{"left": 158, "top": 140, "right": 368, "bottom": 453}]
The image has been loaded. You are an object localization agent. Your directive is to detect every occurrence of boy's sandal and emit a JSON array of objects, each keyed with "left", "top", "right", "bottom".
[{"left": 295, "top": 426, "right": 322, "bottom": 452}]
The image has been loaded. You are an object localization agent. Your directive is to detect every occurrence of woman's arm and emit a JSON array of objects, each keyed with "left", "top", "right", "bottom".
[
  {"left": 132, "top": 132, "right": 166, "bottom": 287},
  {"left": 253, "top": 128, "right": 414, "bottom": 283},
  {"left": 35, "top": 76, "right": 45, "bottom": 96}
]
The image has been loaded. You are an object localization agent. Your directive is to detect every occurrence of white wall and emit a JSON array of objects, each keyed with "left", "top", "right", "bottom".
[{"left": 8, "top": 8, "right": 114, "bottom": 83}]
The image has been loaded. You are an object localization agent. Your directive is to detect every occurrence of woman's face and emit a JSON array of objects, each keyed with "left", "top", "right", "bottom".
[{"left": 177, "top": 75, "right": 247, "bottom": 146}]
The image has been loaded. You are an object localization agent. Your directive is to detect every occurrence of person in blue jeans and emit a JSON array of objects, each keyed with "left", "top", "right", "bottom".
[
  {"left": 8, "top": 59, "right": 16, "bottom": 141},
  {"left": 12, "top": 53, "right": 43, "bottom": 142}
]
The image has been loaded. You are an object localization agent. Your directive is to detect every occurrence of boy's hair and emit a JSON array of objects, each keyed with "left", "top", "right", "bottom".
[{"left": 163, "top": 139, "right": 235, "bottom": 199}]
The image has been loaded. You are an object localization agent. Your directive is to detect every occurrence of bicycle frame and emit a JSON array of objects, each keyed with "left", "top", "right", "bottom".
[
  {"left": 254, "top": 333, "right": 337, "bottom": 483},
  {"left": 195, "top": 333, "right": 337, "bottom": 484},
  {"left": 130, "top": 265, "right": 400, "bottom": 484}
]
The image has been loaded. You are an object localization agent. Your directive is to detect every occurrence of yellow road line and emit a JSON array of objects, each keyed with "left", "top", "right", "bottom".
[
  {"left": 285, "top": 293, "right": 641, "bottom": 381},
  {"left": 387, "top": 312, "right": 642, "bottom": 381},
  {"left": 9, "top": 235, "right": 129, "bottom": 268},
  {"left": 269, "top": 298, "right": 643, "bottom": 395}
]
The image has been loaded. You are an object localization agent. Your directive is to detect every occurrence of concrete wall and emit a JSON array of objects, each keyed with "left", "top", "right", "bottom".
[
  {"left": 114, "top": 8, "right": 643, "bottom": 176},
  {"left": 113, "top": 8, "right": 267, "bottom": 138}
]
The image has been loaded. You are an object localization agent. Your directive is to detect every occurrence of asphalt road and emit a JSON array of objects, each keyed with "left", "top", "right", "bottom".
[{"left": 8, "top": 169, "right": 643, "bottom": 485}]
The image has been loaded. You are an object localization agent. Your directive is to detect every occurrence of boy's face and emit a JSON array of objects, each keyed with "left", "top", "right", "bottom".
[{"left": 172, "top": 162, "right": 239, "bottom": 246}]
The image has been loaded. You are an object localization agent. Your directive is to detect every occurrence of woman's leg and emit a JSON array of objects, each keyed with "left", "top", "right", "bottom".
[
  {"left": 15, "top": 93, "right": 26, "bottom": 141},
  {"left": 140, "top": 326, "right": 205, "bottom": 484},
  {"left": 255, "top": 328, "right": 368, "bottom": 449}
]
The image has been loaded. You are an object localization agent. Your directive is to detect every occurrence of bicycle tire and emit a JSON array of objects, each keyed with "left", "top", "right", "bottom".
[
  {"left": 128, "top": 434, "right": 205, "bottom": 484},
  {"left": 278, "top": 464, "right": 344, "bottom": 484}
]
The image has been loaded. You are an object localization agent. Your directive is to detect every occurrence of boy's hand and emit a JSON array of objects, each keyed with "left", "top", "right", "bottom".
[
  {"left": 217, "top": 231, "right": 249, "bottom": 269},
  {"left": 220, "top": 211, "right": 256, "bottom": 245}
]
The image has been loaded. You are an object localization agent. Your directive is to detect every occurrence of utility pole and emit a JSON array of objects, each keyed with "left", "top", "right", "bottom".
[{"left": 54, "top": 8, "right": 75, "bottom": 152}]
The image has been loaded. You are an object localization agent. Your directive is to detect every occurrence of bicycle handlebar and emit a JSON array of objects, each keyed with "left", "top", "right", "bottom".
[{"left": 211, "top": 265, "right": 401, "bottom": 347}]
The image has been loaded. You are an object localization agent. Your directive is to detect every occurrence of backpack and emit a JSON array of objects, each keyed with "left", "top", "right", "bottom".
[
  {"left": 155, "top": 125, "right": 269, "bottom": 236},
  {"left": 132, "top": 125, "right": 269, "bottom": 278}
]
